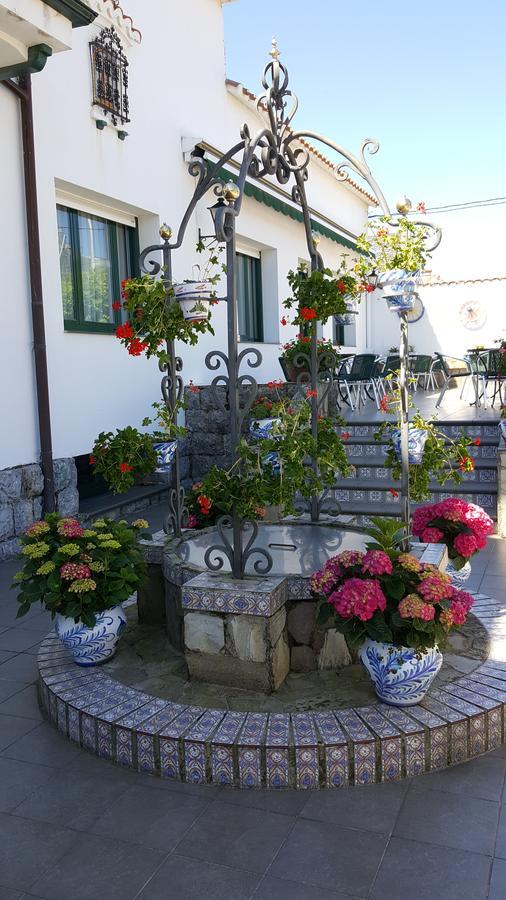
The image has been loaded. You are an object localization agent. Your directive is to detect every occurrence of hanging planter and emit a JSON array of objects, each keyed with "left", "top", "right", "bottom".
[
  {"left": 391, "top": 426, "right": 428, "bottom": 465},
  {"left": 173, "top": 281, "right": 213, "bottom": 322},
  {"left": 377, "top": 269, "right": 421, "bottom": 313},
  {"left": 499, "top": 420, "right": 506, "bottom": 445}
]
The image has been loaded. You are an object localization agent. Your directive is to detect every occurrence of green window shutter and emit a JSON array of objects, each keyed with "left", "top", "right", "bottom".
[{"left": 237, "top": 252, "right": 263, "bottom": 342}]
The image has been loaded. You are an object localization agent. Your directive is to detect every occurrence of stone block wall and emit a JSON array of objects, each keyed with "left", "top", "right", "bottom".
[
  {"left": 286, "top": 600, "right": 351, "bottom": 672},
  {"left": 0, "top": 458, "right": 79, "bottom": 560}
]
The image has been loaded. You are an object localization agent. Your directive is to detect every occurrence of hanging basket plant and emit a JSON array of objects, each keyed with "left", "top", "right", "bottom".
[
  {"left": 279, "top": 335, "right": 337, "bottom": 381},
  {"left": 357, "top": 215, "right": 432, "bottom": 276},
  {"left": 283, "top": 263, "right": 374, "bottom": 327}
]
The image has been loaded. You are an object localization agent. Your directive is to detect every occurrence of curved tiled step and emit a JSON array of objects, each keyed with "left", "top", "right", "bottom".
[{"left": 38, "top": 592, "right": 506, "bottom": 789}]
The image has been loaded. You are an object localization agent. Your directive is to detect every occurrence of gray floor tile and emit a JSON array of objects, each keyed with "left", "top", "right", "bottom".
[
  {"left": 0, "top": 685, "right": 43, "bottom": 721},
  {"left": 489, "top": 858, "right": 506, "bottom": 900},
  {"left": 493, "top": 804, "right": 506, "bottom": 858},
  {"left": 0, "top": 654, "right": 38, "bottom": 684},
  {"left": 410, "top": 755, "right": 506, "bottom": 801},
  {"left": 137, "top": 854, "right": 260, "bottom": 900},
  {"left": 253, "top": 875, "right": 357, "bottom": 899},
  {"left": 13, "top": 766, "right": 132, "bottom": 830},
  {"left": 480, "top": 576, "right": 506, "bottom": 595},
  {"left": 176, "top": 800, "right": 294, "bottom": 874},
  {"left": 220, "top": 785, "right": 310, "bottom": 816},
  {"left": 0, "top": 681, "right": 27, "bottom": 703},
  {"left": 90, "top": 783, "right": 208, "bottom": 852},
  {"left": 300, "top": 780, "right": 408, "bottom": 834},
  {"left": 29, "top": 831, "right": 164, "bottom": 900},
  {"left": 0, "top": 651, "right": 15, "bottom": 664},
  {"left": 370, "top": 836, "right": 491, "bottom": 900},
  {"left": 0, "top": 722, "right": 83, "bottom": 768},
  {"left": 0, "top": 756, "right": 58, "bottom": 812},
  {"left": 269, "top": 818, "right": 387, "bottom": 896},
  {"left": 394, "top": 786, "right": 499, "bottom": 855},
  {"left": 0, "top": 811, "right": 76, "bottom": 891},
  {"left": 0, "top": 715, "right": 39, "bottom": 752},
  {"left": 0, "top": 630, "right": 46, "bottom": 653},
  {"left": 0, "top": 888, "right": 26, "bottom": 900}
]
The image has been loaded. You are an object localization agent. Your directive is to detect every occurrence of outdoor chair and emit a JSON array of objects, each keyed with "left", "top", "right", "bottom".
[
  {"left": 482, "top": 349, "right": 506, "bottom": 407},
  {"left": 337, "top": 353, "right": 381, "bottom": 410},
  {"left": 410, "top": 354, "right": 433, "bottom": 390},
  {"left": 434, "top": 353, "right": 484, "bottom": 408}
]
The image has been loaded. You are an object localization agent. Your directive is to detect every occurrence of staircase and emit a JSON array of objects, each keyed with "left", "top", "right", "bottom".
[{"left": 335, "top": 419, "right": 500, "bottom": 524}]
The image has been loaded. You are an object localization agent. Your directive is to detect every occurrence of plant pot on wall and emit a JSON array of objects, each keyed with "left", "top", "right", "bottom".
[
  {"left": 391, "top": 426, "right": 428, "bottom": 464},
  {"left": 173, "top": 281, "right": 212, "bottom": 322}
]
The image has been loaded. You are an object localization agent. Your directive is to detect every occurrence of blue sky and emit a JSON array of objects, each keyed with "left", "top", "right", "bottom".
[{"left": 223, "top": 0, "right": 506, "bottom": 209}]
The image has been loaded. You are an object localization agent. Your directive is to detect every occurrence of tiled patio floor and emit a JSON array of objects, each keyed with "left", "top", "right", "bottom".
[
  {"left": 342, "top": 383, "right": 501, "bottom": 423},
  {"left": 1, "top": 540, "right": 506, "bottom": 899}
]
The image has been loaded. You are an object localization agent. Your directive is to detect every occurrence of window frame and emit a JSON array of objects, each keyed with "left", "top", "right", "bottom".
[
  {"left": 57, "top": 204, "right": 139, "bottom": 334},
  {"left": 236, "top": 250, "right": 264, "bottom": 343}
]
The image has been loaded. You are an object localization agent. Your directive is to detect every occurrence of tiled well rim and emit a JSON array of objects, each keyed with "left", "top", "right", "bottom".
[{"left": 38, "top": 592, "right": 506, "bottom": 789}]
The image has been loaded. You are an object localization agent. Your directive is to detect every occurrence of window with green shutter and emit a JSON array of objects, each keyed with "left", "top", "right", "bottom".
[
  {"left": 237, "top": 251, "right": 263, "bottom": 342},
  {"left": 57, "top": 205, "right": 139, "bottom": 334}
]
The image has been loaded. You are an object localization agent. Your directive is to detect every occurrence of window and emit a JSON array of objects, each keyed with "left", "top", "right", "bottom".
[
  {"left": 237, "top": 252, "right": 263, "bottom": 342},
  {"left": 90, "top": 27, "right": 130, "bottom": 126},
  {"left": 57, "top": 205, "right": 139, "bottom": 333},
  {"left": 334, "top": 318, "right": 357, "bottom": 347}
]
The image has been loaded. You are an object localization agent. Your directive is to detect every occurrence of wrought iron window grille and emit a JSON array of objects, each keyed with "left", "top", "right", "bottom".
[{"left": 90, "top": 26, "right": 130, "bottom": 126}]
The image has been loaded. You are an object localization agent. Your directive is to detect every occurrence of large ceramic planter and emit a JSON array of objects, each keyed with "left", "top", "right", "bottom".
[
  {"left": 446, "top": 559, "right": 472, "bottom": 587},
  {"left": 54, "top": 605, "right": 127, "bottom": 666},
  {"left": 358, "top": 638, "right": 443, "bottom": 706},
  {"left": 173, "top": 281, "right": 212, "bottom": 322},
  {"left": 391, "top": 426, "right": 428, "bottom": 464},
  {"left": 378, "top": 269, "right": 421, "bottom": 312}
]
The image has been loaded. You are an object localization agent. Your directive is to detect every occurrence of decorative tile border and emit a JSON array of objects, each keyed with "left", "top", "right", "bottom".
[{"left": 38, "top": 589, "right": 506, "bottom": 789}]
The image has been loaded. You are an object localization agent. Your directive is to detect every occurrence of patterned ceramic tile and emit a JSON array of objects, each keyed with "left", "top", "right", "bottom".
[
  {"left": 67, "top": 705, "right": 80, "bottom": 743},
  {"left": 469, "top": 713, "right": 487, "bottom": 756},
  {"left": 211, "top": 713, "right": 246, "bottom": 786},
  {"left": 182, "top": 572, "right": 287, "bottom": 616},
  {"left": 115, "top": 726, "right": 133, "bottom": 766},
  {"left": 114, "top": 698, "right": 167, "bottom": 728},
  {"left": 48, "top": 691, "right": 57, "bottom": 724},
  {"left": 465, "top": 674, "right": 506, "bottom": 700},
  {"left": 355, "top": 707, "right": 401, "bottom": 782},
  {"left": 406, "top": 707, "right": 448, "bottom": 769},
  {"left": 292, "top": 713, "right": 318, "bottom": 789},
  {"left": 445, "top": 682, "right": 501, "bottom": 710},
  {"left": 265, "top": 714, "right": 290, "bottom": 788},
  {"left": 421, "top": 696, "right": 469, "bottom": 765},
  {"left": 335, "top": 710, "right": 376, "bottom": 785},
  {"left": 487, "top": 707, "right": 503, "bottom": 750},
  {"left": 138, "top": 702, "right": 186, "bottom": 735},
  {"left": 136, "top": 733, "right": 156, "bottom": 774},
  {"left": 81, "top": 713, "right": 96, "bottom": 751},
  {"left": 56, "top": 698, "right": 67, "bottom": 734},
  {"left": 314, "top": 712, "right": 348, "bottom": 788},
  {"left": 159, "top": 707, "right": 204, "bottom": 780},
  {"left": 238, "top": 713, "right": 267, "bottom": 788},
  {"left": 96, "top": 720, "right": 114, "bottom": 760},
  {"left": 184, "top": 710, "right": 225, "bottom": 784}
]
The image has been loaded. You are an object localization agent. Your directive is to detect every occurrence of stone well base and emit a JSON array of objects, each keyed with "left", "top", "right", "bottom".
[{"left": 38, "top": 591, "right": 506, "bottom": 789}]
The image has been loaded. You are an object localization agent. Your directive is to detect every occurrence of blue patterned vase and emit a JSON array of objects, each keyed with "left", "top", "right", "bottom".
[
  {"left": 250, "top": 418, "right": 281, "bottom": 474},
  {"left": 446, "top": 559, "right": 472, "bottom": 588},
  {"left": 358, "top": 639, "right": 443, "bottom": 706},
  {"left": 391, "top": 427, "right": 428, "bottom": 465},
  {"left": 54, "top": 605, "right": 127, "bottom": 666},
  {"left": 499, "top": 421, "right": 506, "bottom": 445},
  {"left": 153, "top": 440, "right": 176, "bottom": 473}
]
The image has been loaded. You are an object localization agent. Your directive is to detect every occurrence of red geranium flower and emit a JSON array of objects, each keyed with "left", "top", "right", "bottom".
[
  {"left": 112, "top": 301, "right": 122, "bottom": 311},
  {"left": 280, "top": 316, "right": 288, "bottom": 326},
  {"left": 459, "top": 455, "right": 475, "bottom": 473},
  {"left": 472, "top": 437, "right": 481, "bottom": 446},
  {"left": 306, "top": 388, "right": 318, "bottom": 398},
  {"left": 119, "top": 462, "right": 133, "bottom": 473},
  {"left": 365, "top": 283, "right": 375, "bottom": 293},
  {"left": 116, "top": 321, "right": 133, "bottom": 340},
  {"left": 417, "top": 201, "right": 426, "bottom": 214},
  {"left": 341, "top": 431, "right": 351, "bottom": 440},
  {"left": 188, "top": 380, "right": 200, "bottom": 394},
  {"left": 127, "top": 338, "right": 148, "bottom": 356},
  {"left": 300, "top": 307, "right": 316, "bottom": 321},
  {"left": 336, "top": 280, "right": 346, "bottom": 293},
  {"left": 389, "top": 488, "right": 399, "bottom": 497},
  {"left": 89, "top": 455, "right": 95, "bottom": 466},
  {"left": 379, "top": 396, "right": 389, "bottom": 412}
]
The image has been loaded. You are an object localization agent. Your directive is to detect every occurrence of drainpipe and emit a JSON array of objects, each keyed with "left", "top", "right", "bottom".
[{"left": 4, "top": 72, "right": 56, "bottom": 512}]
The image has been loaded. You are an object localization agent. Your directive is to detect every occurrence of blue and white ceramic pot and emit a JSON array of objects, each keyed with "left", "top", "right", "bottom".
[
  {"left": 391, "top": 427, "right": 428, "bottom": 465},
  {"left": 153, "top": 440, "right": 176, "bottom": 473},
  {"left": 446, "top": 559, "right": 472, "bottom": 587},
  {"left": 358, "top": 638, "right": 443, "bottom": 706},
  {"left": 54, "top": 605, "right": 127, "bottom": 666},
  {"left": 499, "top": 421, "right": 506, "bottom": 445},
  {"left": 249, "top": 417, "right": 280, "bottom": 439}
]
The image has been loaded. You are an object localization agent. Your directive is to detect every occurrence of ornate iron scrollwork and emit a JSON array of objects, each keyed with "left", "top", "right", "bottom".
[{"left": 89, "top": 27, "right": 130, "bottom": 126}]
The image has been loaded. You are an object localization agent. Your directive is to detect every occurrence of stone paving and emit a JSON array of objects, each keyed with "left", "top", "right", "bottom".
[{"left": 1, "top": 541, "right": 506, "bottom": 898}]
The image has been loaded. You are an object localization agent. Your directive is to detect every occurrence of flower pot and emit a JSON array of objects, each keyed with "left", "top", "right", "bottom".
[
  {"left": 173, "top": 282, "right": 212, "bottom": 322},
  {"left": 499, "top": 421, "right": 506, "bottom": 445},
  {"left": 358, "top": 638, "right": 443, "bottom": 706},
  {"left": 54, "top": 605, "right": 127, "bottom": 666},
  {"left": 446, "top": 559, "right": 472, "bottom": 587},
  {"left": 249, "top": 417, "right": 280, "bottom": 440},
  {"left": 391, "top": 427, "right": 428, "bottom": 465},
  {"left": 153, "top": 440, "right": 176, "bottom": 473}
]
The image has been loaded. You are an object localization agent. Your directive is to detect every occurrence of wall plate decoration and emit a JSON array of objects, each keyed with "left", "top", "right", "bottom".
[{"left": 459, "top": 300, "right": 487, "bottom": 330}]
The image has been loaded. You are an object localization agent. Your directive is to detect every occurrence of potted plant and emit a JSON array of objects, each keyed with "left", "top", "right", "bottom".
[
  {"left": 283, "top": 263, "right": 373, "bottom": 328},
  {"left": 173, "top": 237, "right": 226, "bottom": 322},
  {"left": 413, "top": 498, "right": 494, "bottom": 586},
  {"left": 14, "top": 515, "right": 150, "bottom": 665},
  {"left": 279, "top": 336, "right": 337, "bottom": 382},
  {"left": 376, "top": 382, "right": 475, "bottom": 501},
  {"left": 91, "top": 401, "right": 186, "bottom": 493},
  {"left": 311, "top": 517, "right": 475, "bottom": 706}
]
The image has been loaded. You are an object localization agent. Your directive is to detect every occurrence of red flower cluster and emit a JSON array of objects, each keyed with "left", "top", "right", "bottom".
[
  {"left": 300, "top": 307, "right": 316, "bottom": 321},
  {"left": 340, "top": 431, "right": 350, "bottom": 440},
  {"left": 379, "top": 396, "right": 389, "bottom": 412},
  {"left": 112, "top": 301, "right": 122, "bottom": 311},
  {"left": 413, "top": 498, "right": 494, "bottom": 562},
  {"left": 119, "top": 462, "right": 133, "bottom": 473},
  {"left": 458, "top": 455, "right": 475, "bottom": 473},
  {"left": 188, "top": 380, "right": 200, "bottom": 394},
  {"left": 305, "top": 388, "right": 318, "bottom": 398},
  {"left": 336, "top": 280, "right": 346, "bottom": 293},
  {"left": 267, "top": 379, "right": 284, "bottom": 388},
  {"left": 197, "top": 494, "right": 212, "bottom": 515},
  {"left": 116, "top": 322, "right": 133, "bottom": 340},
  {"left": 280, "top": 316, "right": 288, "bottom": 326},
  {"left": 127, "top": 338, "right": 148, "bottom": 357}
]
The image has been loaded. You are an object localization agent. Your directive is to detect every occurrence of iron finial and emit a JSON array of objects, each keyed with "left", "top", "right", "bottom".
[{"left": 269, "top": 38, "right": 280, "bottom": 60}]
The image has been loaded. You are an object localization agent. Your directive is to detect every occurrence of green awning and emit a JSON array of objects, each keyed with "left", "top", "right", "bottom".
[{"left": 215, "top": 167, "right": 357, "bottom": 251}]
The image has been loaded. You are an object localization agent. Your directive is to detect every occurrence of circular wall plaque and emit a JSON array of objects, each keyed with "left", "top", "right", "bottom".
[{"left": 459, "top": 300, "right": 487, "bottom": 330}]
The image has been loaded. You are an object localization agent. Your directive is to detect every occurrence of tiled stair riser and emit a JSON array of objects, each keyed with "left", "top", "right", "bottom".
[{"left": 38, "top": 592, "right": 506, "bottom": 789}]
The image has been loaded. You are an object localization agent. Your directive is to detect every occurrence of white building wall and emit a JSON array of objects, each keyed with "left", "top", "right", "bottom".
[{"left": 1, "top": 0, "right": 371, "bottom": 468}]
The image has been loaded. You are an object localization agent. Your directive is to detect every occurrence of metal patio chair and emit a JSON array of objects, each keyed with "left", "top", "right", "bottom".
[
  {"left": 337, "top": 353, "right": 381, "bottom": 410},
  {"left": 434, "top": 353, "right": 484, "bottom": 408},
  {"left": 410, "top": 354, "right": 433, "bottom": 390}
]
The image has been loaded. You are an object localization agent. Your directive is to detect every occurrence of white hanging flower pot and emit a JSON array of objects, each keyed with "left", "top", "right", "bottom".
[
  {"left": 378, "top": 269, "right": 421, "bottom": 312},
  {"left": 391, "top": 426, "right": 428, "bottom": 465},
  {"left": 173, "top": 281, "right": 213, "bottom": 322}
]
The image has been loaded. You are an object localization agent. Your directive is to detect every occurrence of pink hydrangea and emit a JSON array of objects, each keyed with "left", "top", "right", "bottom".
[
  {"left": 328, "top": 577, "right": 386, "bottom": 621},
  {"left": 57, "top": 518, "right": 84, "bottom": 539},
  {"left": 398, "top": 593, "right": 435, "bottom": 621},
  {"left": 412, "top": 505, "right": 438, "bottom": 535},
  {"left": 451, "top": 588, "right": 474, "bottom": 614},
  {"left": 418, "top": 571, "right": 453, "bottom": 602},
  {"left": 60, "top": 562, "right": 92, "bottom": 580},
  {"left": 441, "top": 600, "right": 468, "bottom": 626},
  {"left": 453, "top": 532, "right": 478, "bottom": 558},
  {"left": 397, "top": 553, "right": 422, "bottom": 573},
  {"left": 421, "top": 527, "right": 444, "bottom": 543},
  {"left": 25, "top": 520, "right": 50, "bottom": 537},
  {"left": 361, "top": 550, "right": 393, "bottom": 576}
]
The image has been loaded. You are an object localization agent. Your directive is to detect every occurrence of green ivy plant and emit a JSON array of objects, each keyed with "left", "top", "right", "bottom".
[{"left": 356, "top": 216, "right": 431, "bottom": 274}]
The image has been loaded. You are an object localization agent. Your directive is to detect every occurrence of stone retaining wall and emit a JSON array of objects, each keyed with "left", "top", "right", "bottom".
[{"left": 0, "top": 458, "right": 78, "bottom": 560}]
